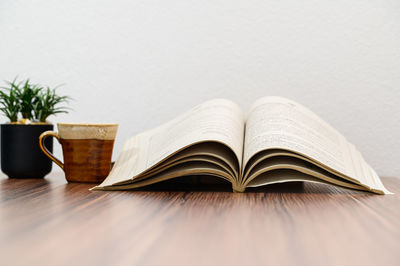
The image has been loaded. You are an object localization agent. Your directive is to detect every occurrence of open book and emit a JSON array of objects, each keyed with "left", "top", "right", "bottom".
[{"left": 93, "top": 97, "right": 391, "bottom": 194}]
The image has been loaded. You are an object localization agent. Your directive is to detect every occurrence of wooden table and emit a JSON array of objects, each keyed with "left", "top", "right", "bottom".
[{"left": 0, "top": 173, "right": 399, "bottom": 266}]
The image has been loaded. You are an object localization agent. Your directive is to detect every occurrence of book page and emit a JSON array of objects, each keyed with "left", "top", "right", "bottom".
[
  {"left": 95, "top": 161, "right": 233, "bottom": 190},
  {"left": 97, "top": 99, "right": 244, "bottom": 187},
  {"left": 243, "top": 96, "right": 390, "bottom": 194},
  {"left": 244, "top": 156, "right": 367, "bottom": 191},
  {"left": 245, "top": 170, "right": 367, "bottom": 192},
  {"left": 136, "top": 142, "right": 239, "bottom": 179}
]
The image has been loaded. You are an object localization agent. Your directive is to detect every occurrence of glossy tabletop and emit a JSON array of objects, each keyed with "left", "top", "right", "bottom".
[{"left": 1, "top": 173, "right": 399, "bottom": 266}]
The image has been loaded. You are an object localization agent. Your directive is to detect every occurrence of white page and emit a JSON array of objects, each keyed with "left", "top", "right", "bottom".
[
  {"left": 97, "top": 99, "right": 244, "bottom": 187},
  {"left": 243, "top": 96, "right": 390, "bottom": 194}
]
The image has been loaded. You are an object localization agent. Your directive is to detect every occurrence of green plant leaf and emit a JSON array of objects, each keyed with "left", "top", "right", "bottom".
[{"left": 0, "top": 77, "right": 72, "bottom": 123}]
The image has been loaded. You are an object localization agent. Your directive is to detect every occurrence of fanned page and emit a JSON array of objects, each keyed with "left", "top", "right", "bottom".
[
  {"left": 242, "top": 96, "right": 391, "bottom": 194},
  {"left": 93, "top": 99, "right": 244, "bottom": 190}
]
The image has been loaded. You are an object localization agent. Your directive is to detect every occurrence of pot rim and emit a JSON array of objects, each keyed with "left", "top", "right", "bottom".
[{"left": 1, "top": 123, "right": 53, "bottom": 126}]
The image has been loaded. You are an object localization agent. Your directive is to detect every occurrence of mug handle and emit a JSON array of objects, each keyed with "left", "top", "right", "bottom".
[{"left": 39, "top": 131, "right": 64, "bottom": 170}]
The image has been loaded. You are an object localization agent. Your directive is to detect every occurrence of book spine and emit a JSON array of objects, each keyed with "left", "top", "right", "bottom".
[{"left": 232, "top": 183, "right": 245, "bottom": 193}]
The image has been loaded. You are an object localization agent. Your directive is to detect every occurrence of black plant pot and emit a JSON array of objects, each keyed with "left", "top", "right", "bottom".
[{"left": 1, "top": 124, "right": 54, "bottom": 178}]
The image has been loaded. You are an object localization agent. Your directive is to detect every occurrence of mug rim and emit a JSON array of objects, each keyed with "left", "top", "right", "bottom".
[
  {"left": 57, "top": 123, "right": 118, "bottom": 127},
  {"left": 56, "top": 123, "right": 118, "bottom": 140}
]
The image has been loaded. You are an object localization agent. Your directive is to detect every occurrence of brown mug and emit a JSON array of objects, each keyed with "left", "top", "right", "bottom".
[{"left": 39, "top": 123, "right": 118, "bottom": 183}]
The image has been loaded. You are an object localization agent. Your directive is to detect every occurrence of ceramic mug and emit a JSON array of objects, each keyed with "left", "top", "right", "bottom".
[{"left": 39, "top": 123, "right": 118, "bottom": 183}]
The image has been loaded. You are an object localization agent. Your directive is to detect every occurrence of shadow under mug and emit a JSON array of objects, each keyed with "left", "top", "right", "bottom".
[{"left": 39, "top": 123, "right": 118, "bottom": 183}]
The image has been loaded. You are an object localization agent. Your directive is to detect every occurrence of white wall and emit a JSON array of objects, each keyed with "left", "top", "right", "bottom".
[{"left": 1, "top": 0, "right": 399, "bottom": 176}]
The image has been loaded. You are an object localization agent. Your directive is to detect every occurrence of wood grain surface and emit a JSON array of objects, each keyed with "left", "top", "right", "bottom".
[{"left": 0, "top": 173, "right": 399, "bottom": 266}]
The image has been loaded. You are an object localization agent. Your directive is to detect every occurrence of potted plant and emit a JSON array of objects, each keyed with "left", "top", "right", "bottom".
[{"left": 0, "top": 78, "right": 71, "bottom": 178}]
